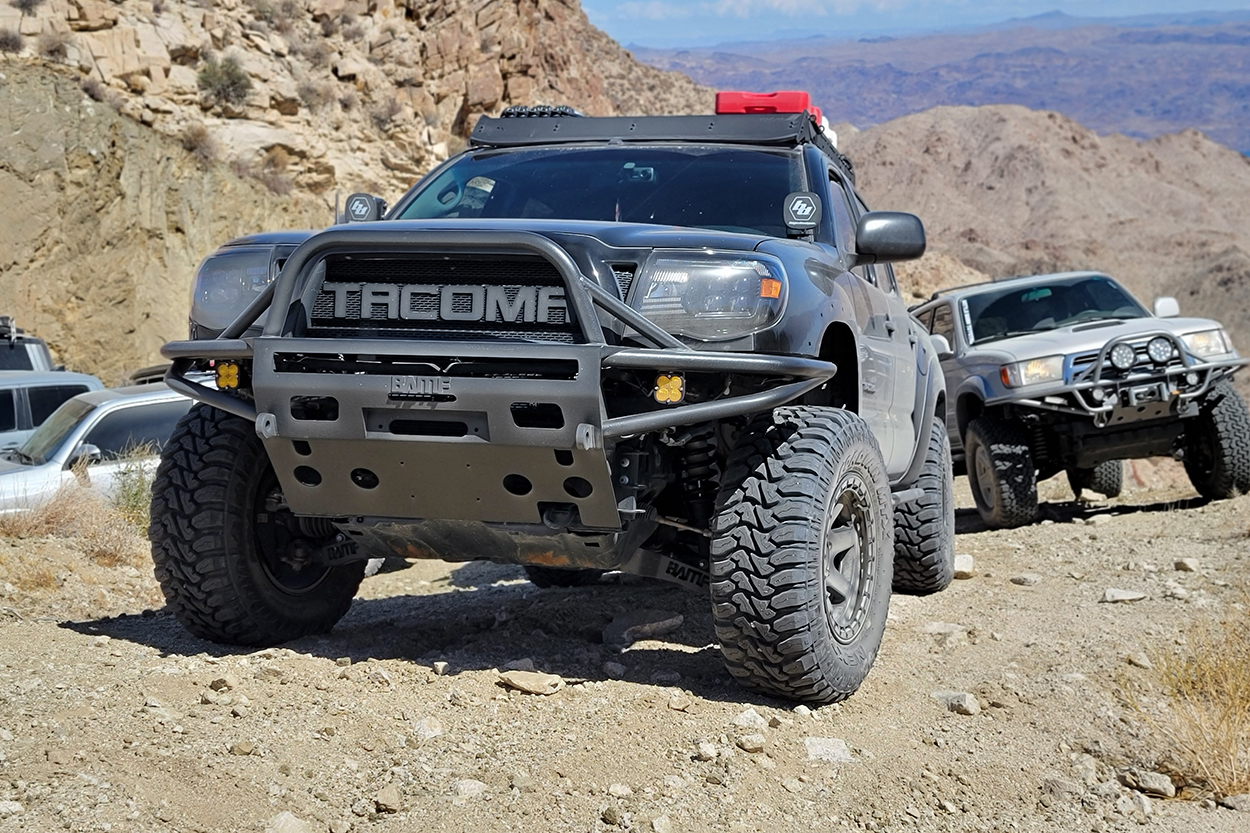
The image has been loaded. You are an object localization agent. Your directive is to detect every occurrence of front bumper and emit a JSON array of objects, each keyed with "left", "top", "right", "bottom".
[
  {"left": 161, "top": 230, "right": 836, "bottom": 537},
  {"left": 987, "top": 330, "right": 1246, "bottom": 427}
]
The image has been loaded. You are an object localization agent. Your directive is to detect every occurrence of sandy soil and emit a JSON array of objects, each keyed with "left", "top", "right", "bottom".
[{"left": 0, "top": 469, "right": 1248, "bottom": 833}]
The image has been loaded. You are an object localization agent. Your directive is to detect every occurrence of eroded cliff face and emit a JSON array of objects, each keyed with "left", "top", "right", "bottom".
[
  {"left": 0, "top": 65, "right": 327, "bottom": 382},
  {"left": 0, "top": 0, "right": 712, "bottom": 197}
]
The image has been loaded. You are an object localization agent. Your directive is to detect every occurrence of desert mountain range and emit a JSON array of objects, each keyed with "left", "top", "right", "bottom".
[{"left": 0, "top": 1, "right": 1248, "bottom": 383}]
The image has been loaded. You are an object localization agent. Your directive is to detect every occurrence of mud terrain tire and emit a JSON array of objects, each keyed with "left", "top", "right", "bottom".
[
  {"left": 1066, "top": 460, "right": 1123, "bottom": 499},
  {"left": 149, "top": 404, "right": 365, "bottom": 646},
  {"left": 965, "top": 415, "right": 1038, "bottom": 529},
  {"left": 711, "top": 406, "right": 893, "bottom": 705},
  {"left": 893, "top": 416, "right": 955, "bottom": 595},
  {"left": 523, "top": 566, "right": 604, "bottom": 588},
  {"left": 1183, "top": 381, "right": 1250, "bottom": 500}
]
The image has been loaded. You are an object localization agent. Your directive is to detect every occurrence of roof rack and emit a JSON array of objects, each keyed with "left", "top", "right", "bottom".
[{"left": 470, "top": 112, "right": 854, "bottom": 183}]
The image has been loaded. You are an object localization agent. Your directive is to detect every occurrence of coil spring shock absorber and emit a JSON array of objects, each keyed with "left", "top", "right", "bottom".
[{"left": 678, "top": 424, "right": 719, "bottom": 529}]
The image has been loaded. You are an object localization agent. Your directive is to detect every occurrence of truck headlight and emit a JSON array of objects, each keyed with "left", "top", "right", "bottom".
[
  {"left": 1000, "top": 355, "right": 1064, "bottom": 387},
  {"left": 1181, "top": 329, "right": 1232, "bottom": 358},
  {"left": 189, "top": 249, "right": 276, "bottom": 335},
  {"left": 630, "top": 252, "right": 786, "bottom": 341}
]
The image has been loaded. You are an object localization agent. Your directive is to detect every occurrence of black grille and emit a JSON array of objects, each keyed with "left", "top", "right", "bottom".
[
  {"left": 612, "top": 265, "right": 637, "bottom": 300},
  {"left": 308, "top": 256, "right": 582, "bottom": 343}
]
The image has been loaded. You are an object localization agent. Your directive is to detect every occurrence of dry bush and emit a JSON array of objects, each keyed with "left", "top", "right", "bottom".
[
  {"left": 0, "top": 483, "right": 147, "bottom": 569},
  {"left": 262, "top": 145, "right": 290, "bottom": 174},
  {"left": 8, "top": 0, "right": 44, "bottom": 16},
  {"left": 151, "top": 0, "right": 164, "bottom": 13},
  {"left": 258, "top": 171, "right": 292, "bottom": 195},
  {"left": 80, "top": 75, "right": 106, "bottom": 102},
  {"left": 297, "top": 78, "right": 334, "bottom": 111},
  {"left": 180, "top": 121, "right": 217, "bottom": 163},
  {"left": 1128, "top": 606, "right": 1250, "bottom": 796},
  {"left": 338, "top": 89, "right": 357, "bottom": 111},
  {"left": 37, "top": 29, "right": 71, "bottom": 61},
  {"left": 0, "top": 28, "right": 21, "bottom": 53},
  {"left": 370, "top": 97, "right": 402, "bottom": 131},
  {"left": 342, "top": 21, "right": 364, "bottom": 41},
  {"left": 319, "top": 16, "right": 339, "bottom": 37},
  {"left": 198, "top": 55, "right": 253, "bottom": 107},
  {"left": 301, "top": 40, "right": 334, "bottom": 68}
]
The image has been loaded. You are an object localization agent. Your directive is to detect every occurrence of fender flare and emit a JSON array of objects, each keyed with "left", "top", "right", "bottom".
[{"left": 895, "top": 343, "right": 945, "bottom": 488}]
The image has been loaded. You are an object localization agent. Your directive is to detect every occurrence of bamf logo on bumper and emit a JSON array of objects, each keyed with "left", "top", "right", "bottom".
[{"left": 319, "top": 283, "right": 568, "bottom": 324}]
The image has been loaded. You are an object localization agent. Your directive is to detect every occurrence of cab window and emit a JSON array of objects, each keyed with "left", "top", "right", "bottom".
[
  {"left": 930, "top": 304, "right": 956, "bottom": 345},
  {"left": 29, "top": 385, "right": 91, "bottom": 427},
  {"left": 0, "top": 390, "right": 15, "bottom": 433},
  {"left": 84, "top": 400, "right": 192, "bottom": 460}
]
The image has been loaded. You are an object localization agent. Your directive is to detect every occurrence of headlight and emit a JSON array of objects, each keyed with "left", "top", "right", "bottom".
[
  {"left": 189, "top": 248, "right": 276, "bottom": 335},
  {"left": 629, "top": 252, "right": 786, "bottom": 341},
  {"left": 1181, "top": 328, "right": 1232, "bottom": 358},
  {"left": 1000, "top": 355, "right": 1064, "bottom": 387}
]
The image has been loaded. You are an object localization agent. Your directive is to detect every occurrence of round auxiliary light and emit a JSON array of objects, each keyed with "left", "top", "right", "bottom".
[
  {"left": 1147, "top": 336, "right": 1174, "bottom": 365},
  {"left": 1090, "top": 387, "right": 1106, "bottom": 402},
  {"left": 1110, "top": 343, "right": 1138, "bottom": 371},
  {"left": 1186, "top": 371, "right": 1200, "bottom": 386}
]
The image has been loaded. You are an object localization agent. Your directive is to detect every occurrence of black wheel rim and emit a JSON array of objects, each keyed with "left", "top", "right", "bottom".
[
  {"left": 253, "top": 469, "right": 333, "bottom": 595},
  {"left": 821, "top": 470, "right": 876, "bottom": 645}
]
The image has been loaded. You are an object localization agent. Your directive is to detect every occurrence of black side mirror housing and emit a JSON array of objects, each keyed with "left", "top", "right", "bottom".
[{"left": 854, "top": 212, "right": 926, "bottom": 264}]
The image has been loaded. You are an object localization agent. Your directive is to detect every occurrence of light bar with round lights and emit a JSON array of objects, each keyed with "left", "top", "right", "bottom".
[
  {"left": 1109, "top": 343, "right": 1138, "bottom": 371},
  {"left": 1146, "top": 336, "right": 1175, "bottom": 365}
]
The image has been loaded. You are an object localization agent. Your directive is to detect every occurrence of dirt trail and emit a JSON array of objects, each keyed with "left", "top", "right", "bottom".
[{"left": 0, "top": 474, "right": 1249, "bottom": 833}]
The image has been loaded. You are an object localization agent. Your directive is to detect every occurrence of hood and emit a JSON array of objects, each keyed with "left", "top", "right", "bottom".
[
  {"left": 334, "top": 218, "right": 770, "bottom": 253},
  {"left": 969, "top": 316, "right": 1230, "bottom": 361},
  {"left": 219, "top": 230, "right": 319, "bottom": 250}
]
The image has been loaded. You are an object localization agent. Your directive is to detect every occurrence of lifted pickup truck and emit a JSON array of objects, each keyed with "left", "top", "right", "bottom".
[
  {"left": 912, "top": 271, "right": 1249, "bottom": 528},
  {"left": 151, "top": 94, "right": 952, "bottom": 704}
]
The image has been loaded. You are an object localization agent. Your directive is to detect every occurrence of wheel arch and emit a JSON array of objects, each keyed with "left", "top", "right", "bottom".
[{"left": 802, "top": 321, "right": 860, "bottom": 412}]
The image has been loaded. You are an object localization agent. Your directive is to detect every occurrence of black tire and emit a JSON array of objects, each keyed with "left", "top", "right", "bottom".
[
  {"left": 149, "top": 404, "right": 365, "bottom": 646},
  {"left": 1066, "top": 460, "right": 1123, "bottom": 499},
  {"left": 711, "top": 406, "right": 893, "bottom": 705},
  {"left": 893, "top": 416, "right": 955, "bottom": 595},
  {"left": 523, "top": 566, "right": 604, "bottom": 588},
  {"left": 964, "top": 415, "right": 1038, "bottom": 529},
  {"left": 1183, "top": 381, "right": 1250, "bottom": 500}
]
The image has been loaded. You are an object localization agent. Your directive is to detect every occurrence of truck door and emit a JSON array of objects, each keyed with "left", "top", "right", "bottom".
[
  {"left": 926, "top": 302, "right": 961, "bottom": 450},
  {"left": 866, "top": 262, "right": 917, "bottom": 475}
]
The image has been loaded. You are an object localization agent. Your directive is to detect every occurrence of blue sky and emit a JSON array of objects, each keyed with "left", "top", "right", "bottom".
[{"left": 582, "top": 1, "right": 1250, "bottom": 47}]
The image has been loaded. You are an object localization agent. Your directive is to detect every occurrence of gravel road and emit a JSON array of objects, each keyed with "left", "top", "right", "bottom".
[{"left": 1, "top": 468, "right": 1248, "bottom": 833}]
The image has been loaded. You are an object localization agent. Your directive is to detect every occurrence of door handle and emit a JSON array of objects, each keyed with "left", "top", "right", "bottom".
[{"left": 884, "top": 316, "right": 897, "bottom": 334}]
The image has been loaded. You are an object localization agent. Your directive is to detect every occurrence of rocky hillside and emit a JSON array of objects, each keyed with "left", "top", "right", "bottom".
[
  {"left": 0, "top": 0, "right": 711, "bottom": 378},
  {"left": 841, "top": 106, "right": 1250, "bottom": 354},
  {"left": 0, "top": 0, "right": 711, "bottom": 199}
]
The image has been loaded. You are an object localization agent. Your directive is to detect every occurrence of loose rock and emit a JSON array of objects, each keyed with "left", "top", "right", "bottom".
[
  {"left": 375, "top": 784, "right": 403, "bottom": 813},
  {"left": 1219, "top": 794, "right": 1250, "bottom": 811},
  {"left": 932, "top": 691, "right": 981, "bottom": 716},
  {"left": 229, "top": 741, "right": 256, "bottom": 756},
  {"left": 608, "top": 782, "right": 633, "bottom": 798},
  {"left": 1101, "top": 588, "right": 1147, "bottom": 603},
  {"left": 602, "top": 661, "right": 627, "bottom": 679},
  {"left": 1175, "top": 558, "right": 1200, "bottom": 572},
  {"left": 498, "top": 669, "right": 565, "bottom": 695},
  {"left": 453, "top": 780, "right": 487, "bottom": 800},
  {"left": 695, "top": 742, "right": 718, "bottom": 761},
  {"left": 1010, "top": 573, "right": 1042, "bottom": 587},
  {"left": 328, "top": 821, "right": 351, "bottom": 833},
  {"left": 1126, "top": 653, "right": 1153, "bottom": 669},
  {"left": 651, "top": 815, "right": 674, "bottom": 833},
  {"left": 804, "top": 737, "right": 854, "bottom": 763},
  {"left": 602, "top": 806, "right": 622, "bottom": 825},
  {"left": 603, "top": 609, "right": 684, "bottom": 648},
  {"left": 0, "top": 801, "right": 21, "bottom": 818},
  {"left": 210, "top": 674, "right": 239, "bottom": 692},
  {"left": 735, "top": 733, "right": 765, "bottom": 753},
  {"left": 953, "top": 553, "right": 976, "bottom": 579},
  {"left": 732, "top": 708, "right": 768, "bottom": 730},
  {"left": 267, "top": 811, "right": 313, "bottom": 833}
]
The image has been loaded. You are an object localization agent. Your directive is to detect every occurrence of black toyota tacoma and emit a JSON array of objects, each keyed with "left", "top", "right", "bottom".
[{"left": 151, "top": 94, "right": 952, "bottom": 704}]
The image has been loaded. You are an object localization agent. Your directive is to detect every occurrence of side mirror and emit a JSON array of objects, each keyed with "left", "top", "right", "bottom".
[
  {"left": 930, "top": 333, "right": 953, "bottom": 359},
  {"left": 854, "top": 212, "right": 926, "bottom": 264},
  {"left": 1153, "top": 296, "right": 1180, "bottom": 318},
  {"left": 67, "top": 443, "right": 102, "bottom": 469}
]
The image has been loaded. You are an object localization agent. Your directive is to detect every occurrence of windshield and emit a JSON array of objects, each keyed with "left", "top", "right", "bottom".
[
  {"left": 397, "top": 146, "right": 806, "bottom": 238},
  {"left": 17, "top": 398, "right": 95, "bottom": 464},
  {"left": 962, "top": 275, "right": 1147, "bottom": 345}
]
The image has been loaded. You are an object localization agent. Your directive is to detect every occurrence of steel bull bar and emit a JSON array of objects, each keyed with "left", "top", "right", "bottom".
[{"left": 161, "top": 231, "right": 836, "bottom": 561}]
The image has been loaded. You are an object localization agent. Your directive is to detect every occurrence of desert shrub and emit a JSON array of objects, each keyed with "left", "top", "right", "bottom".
[
  {"left": 249, "top": 0, "right": 275, "bottom": 22},
  {"left": 370, "top": 97, "right": 402, "bottom": 131},
  {"left": 338, "top": 89, "right": 357, "bottom": 111},
  {"left": 180, "top": 122, "right": 217, "bottom": 163},
  {"left": 9, "top": 0, "right": 44, "bottom": 16},
  {"left": 0, "top": 483, "right": 147, "bottom": 569},
  {"left": 37, "top": 29, "right": 71, "bottom": 61},
  {"left": 342, "top": 21, "right": 365, "bottom": 41},
  {"left": 80, "top": 75, "right": 106, "bottom": 102},
  {"left": 319, "top": 16, "right": 339, "bottom": 37},
  {"left": 0, "top": 28, "right": 22, "bottom": 53},
  {"left": 197, "top": 55, "right": 252, "bottom": 107},
  {"left": 261, "top": 145, "right": 290, "bottom": 174},
  {"left": 151, "top": 0, "right": 164, "bottom": 14},
  {"left": 258, "top": 171, "right": 291, "bottom": 195},
  {"left": 111, "top": 445, "right": 157, "bottom": 531},
  {"left": 1127, "top": 605, "right": 1250, "bottom": 796},
  {"left": 301, "top": 40, "right": 334, "bottom": 68},
  {"left": 297, "top": 79, "right": 333, "bottom": 110}
]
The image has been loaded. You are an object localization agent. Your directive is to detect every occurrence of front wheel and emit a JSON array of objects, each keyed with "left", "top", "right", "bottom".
[
  {"left": 964, "top": 415, "right": 1038, "bottom": 529},
  {"left": 1183, "top": 381, "right": 1250, "bottom": 500},
  {"left": 711, "top": 407, "right": 893, "bottom": 705},
  {"left": 893, "top": 416, "right": 955, "bottom": 595},
  {"left": 149, "top": 404, "right": 365, "bottom": 646}
]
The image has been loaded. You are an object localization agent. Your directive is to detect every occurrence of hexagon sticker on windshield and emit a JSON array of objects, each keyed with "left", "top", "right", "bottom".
[{"left": 784, "top": 191, "right": 822, "bottom": 231}]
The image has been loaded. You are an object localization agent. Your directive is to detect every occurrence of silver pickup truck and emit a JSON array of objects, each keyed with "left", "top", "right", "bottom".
[{"left": 911, "top": 271, "right": 1249, "bottom": 528}]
